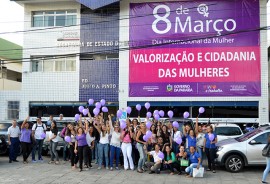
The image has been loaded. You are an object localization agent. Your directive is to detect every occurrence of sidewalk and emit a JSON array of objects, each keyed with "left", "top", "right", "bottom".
[{"left": 0, "top": 156, "right": 265, "bottom": 184}]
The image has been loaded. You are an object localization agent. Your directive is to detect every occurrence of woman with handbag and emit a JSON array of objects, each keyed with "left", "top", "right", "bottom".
[
  {"left": 176, "top": 145, "right": 188, "bottom": 174},
  {"left": 262, "top": 135, "right": 270, "bottom": 183}
]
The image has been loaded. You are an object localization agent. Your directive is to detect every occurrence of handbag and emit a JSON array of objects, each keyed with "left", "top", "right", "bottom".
[
  {"left": 180, "top": 159, "right": 189, "bottom": 167},
  {"left": 262, "top": 144, "right": 270, "bottom": 157},
  {"left": 193, "top": 167, "right": 204, "bottom": 178}
]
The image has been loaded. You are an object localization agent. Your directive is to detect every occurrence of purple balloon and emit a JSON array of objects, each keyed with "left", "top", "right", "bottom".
[
  {"left": 159, "top": 110, "right": 165, "bottom": 117},
  {"left": 136, "top": 104, "right": 141, "bottom": 111},
  {"left": 158, "top": 152, "right": 164, "bottom": 159},
  {"left": 100, "top": 99, "right": 106, "bottom": 106},
  {"left": 183, "top": 111, "right": 190, "bottom": 118},
  {"left": 175, "top": 137, "right": 182, "bottom": 145},
  {"left": 153, "top": 110, "right": 159, "bottom": 115},
  {"left": 120, "top": 120, "right": 127, "bottom": 129},
  {"left": 65, "top": 136, "right": 71, "bottom": 143},
  {"left": 172, "top": 121, "right": 179, "bottom": 128},
  {"left": 154, "top": 114, "right": 160, "bottom": 120},
  {"left": 145, "top": 102, "right": 150, "bottom": 110},
  {"left": 167, "top": 110, "right": 174, "bottom": 119},
  {"left": 126, "top": 106, "right": 132, "bottom": 114},
  {"left": 199, "top": 107, "right": 205, "bottom": 114},
  {"left": 146, "top": 112, "right": 152, "bottom": 118},
  {"left": 78, "top": 106, "right": 84, "bottom": 113},
  {"left": 41, "top": 132, "right": 46, "bottom": 139},
  {"left": 74, "top": 114, "right": 80, "bottom": 121},
  {"left": 209, "top": 133, "right": 215, "bottom": 141},
  {"left": 143, "top": 135, "right": 149, "bottom": 142},
  {"left": 95, "top": 102, "right": 101, "bottom": 109},
  {"left": 146, "top": 121, "right": 152, "bottom": 129},
  {"left": 117, "top": 110, "right": 123, "bottom": 118},
  {"left": 88, "top": 99, "right": 94, "bottom": 105},
  {"left": 146, "top": 130, "right": 152, "bottom": 137},
  {"left": 93, "top": 108, "right": 100, "bottom": 116},
  {"left": 102, "top": 107, "right": 108, "bottom": 113},
  {"left": 82, "top": 109, "right": 89, "bottom": 116}
]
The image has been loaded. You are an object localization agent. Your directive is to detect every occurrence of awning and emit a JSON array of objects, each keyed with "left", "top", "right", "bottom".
[
  {"left": 127, "top": 101, "right": 259, "bottom": 107},
  {"left": 76, "top": 0, "right": 120, "bottom": 10}
]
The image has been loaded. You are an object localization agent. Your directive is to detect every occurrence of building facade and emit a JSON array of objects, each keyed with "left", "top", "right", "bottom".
[{"left": 0, "top": 0, "right": 267, "bottom": 124}]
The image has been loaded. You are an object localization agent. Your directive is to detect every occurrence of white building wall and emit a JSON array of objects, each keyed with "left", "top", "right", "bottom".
[
  {"left": 119, "top": 0, "right": 269, "bottom": 124},
  {"left": 19, "top": 1, "right": 81, "bottom": 119},
  {"left": 0, "top": 91, "right": 22, "bottom": 120}
]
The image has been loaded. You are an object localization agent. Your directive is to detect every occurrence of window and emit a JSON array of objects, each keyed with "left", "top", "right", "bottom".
[
  {"left": 215, "top": 127, "right": 242, "bottom": 136},
  {"left": 32, "top": 10, "right": 77, "bottom": 27},
  {"left": 253, "top": 133, "right": 270, "bottom": 144},
  {"left": 7, "top": 101, "right": 20, "bottom": 120},
  {"left": 31, "top": 56, "right": 76, "bottom": 72}
]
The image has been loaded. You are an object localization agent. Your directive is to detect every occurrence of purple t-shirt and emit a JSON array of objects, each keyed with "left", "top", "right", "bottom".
[
  {"left": 76, "top": 133, "right": 87, "bottom": 147},
  {"left": 20, "top": 128, "right": 31, "bottom": 143}
]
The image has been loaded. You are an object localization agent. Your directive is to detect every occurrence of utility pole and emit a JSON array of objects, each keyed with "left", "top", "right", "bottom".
[{"left": 0, "top": 59, "right": 7, "bottom": 90}]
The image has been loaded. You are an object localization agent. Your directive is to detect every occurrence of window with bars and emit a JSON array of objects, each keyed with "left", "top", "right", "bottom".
[
  {"left": 31, "top": 56, "right": 76, "bottom": 72},
  {"left": 32, "top": 10, "right": 77, "bottom": 27},
  {"left": 7, "top": 101, "right": 20, "bottom": 120}
]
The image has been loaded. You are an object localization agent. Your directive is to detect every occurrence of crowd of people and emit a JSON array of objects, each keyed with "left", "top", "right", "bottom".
[{"left": 7, "top": 112, "right": 218, "bottom": 177}]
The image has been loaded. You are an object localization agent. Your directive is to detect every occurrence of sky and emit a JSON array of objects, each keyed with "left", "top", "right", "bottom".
[
  {"left": 0, "top": 0, "right": 24, "bottom": 46},
  {"left": 0, "top": 0, "right": 269, "bottom": 47}
]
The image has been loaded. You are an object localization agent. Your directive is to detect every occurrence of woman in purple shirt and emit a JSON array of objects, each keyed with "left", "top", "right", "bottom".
[
  {"left": 74, "top": 125, "right": 88, "bottom": 172},
  {"left": 20, "top": 117, "right": 32, "bottom": 164}
]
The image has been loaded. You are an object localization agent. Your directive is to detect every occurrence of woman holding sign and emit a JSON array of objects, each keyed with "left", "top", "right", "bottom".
[{"left": 203, "top": 125, "right": 217, "bottom": 173}]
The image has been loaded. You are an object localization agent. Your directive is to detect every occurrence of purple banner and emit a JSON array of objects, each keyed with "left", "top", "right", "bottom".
[
  {"left": 130, "top": 0, "right": 260, "bottom": 48},
  {"left": 129, "top": 82, "right": 261, "bottom": 97},
  {"left": 129, "top": 0, "right": 261, "bottom": 97}
]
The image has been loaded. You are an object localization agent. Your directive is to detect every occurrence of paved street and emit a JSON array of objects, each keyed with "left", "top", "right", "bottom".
[{"left": 0, "top": 155, "right": 266, "bottom": 184}]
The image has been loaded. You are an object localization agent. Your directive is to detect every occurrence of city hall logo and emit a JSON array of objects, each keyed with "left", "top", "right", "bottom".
[
  {"left": 203, "top": 85, "right": 223, "bottom": 93},
  {"left": 167, "top": 84, "right": 173, "bottom": 92}
]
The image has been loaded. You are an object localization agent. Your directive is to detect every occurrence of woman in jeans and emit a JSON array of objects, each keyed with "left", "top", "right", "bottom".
[
  {"left": 262, "top": 135, "right": 270, "bottom": 183},
  {"left": 108, "top": 115, "right": 121, "bottom": 170},
  {"left": 136, "top": 122, "right": 147, "bottom": 173},
  {"left": 195, "top": 117, "right": 205, "bottom": 161},
  {"left": 94, "top": 117, "right": 110, "bottom": 170},
  {"left": 74, "top": 126, "right": 88, "bottom": 172},
  {"left": 20, "top": 117, "right": 32, "bottom": 164},
  {"left": 66, "top": 123, "right": 78, "bottom": 169},
  {"left": 171, "top": 125, "right": 182, "bottom": 155},
  {"left": 203, "top": 125, "right": 217, "bottom": 173},
  {"left": 48, "top": 120, "right": 60, "bottom": 165},
  {"left": 121, "top": 120, "right": 134, "bottom": 170}
]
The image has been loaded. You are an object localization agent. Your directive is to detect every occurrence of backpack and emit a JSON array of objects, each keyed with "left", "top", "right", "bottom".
[
  {"left": 262, "top": 143, "right": 270, "bottom": 157},
  {"left": 35, "top": 123, "right": 46, "bottom": 132}
]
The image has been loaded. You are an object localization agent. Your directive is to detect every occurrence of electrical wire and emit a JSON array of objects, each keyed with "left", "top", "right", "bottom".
[{"left": 1, "top": 25, "right": 267, "bottom": 65}]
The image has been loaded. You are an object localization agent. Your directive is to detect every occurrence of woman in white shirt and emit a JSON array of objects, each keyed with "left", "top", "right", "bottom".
[
  {"left": 108, "top": 115, "right": 121, "bottom": 171},
  {"left": 171, "top": 125, "right": 182, "bottom": 155},
  {"left": 195, "top": 117, "right": 205, "bottom": 160},
  {"left": 94, "top": 116, "right": 110, "bottom": 170},
  {"left": 48, "top": 120, "right": 60, "bottom": 165}
]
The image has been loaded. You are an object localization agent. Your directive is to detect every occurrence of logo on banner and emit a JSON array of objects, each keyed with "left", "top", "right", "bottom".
[
  {"left": 166, "top": 84, "right": 173, "bottom": 92},
  {"left": 203, "top": 85, "right": 223, "bottom": 93},
  {"left": 197, "top": 4, "right": 209, "bottom": 17}
]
